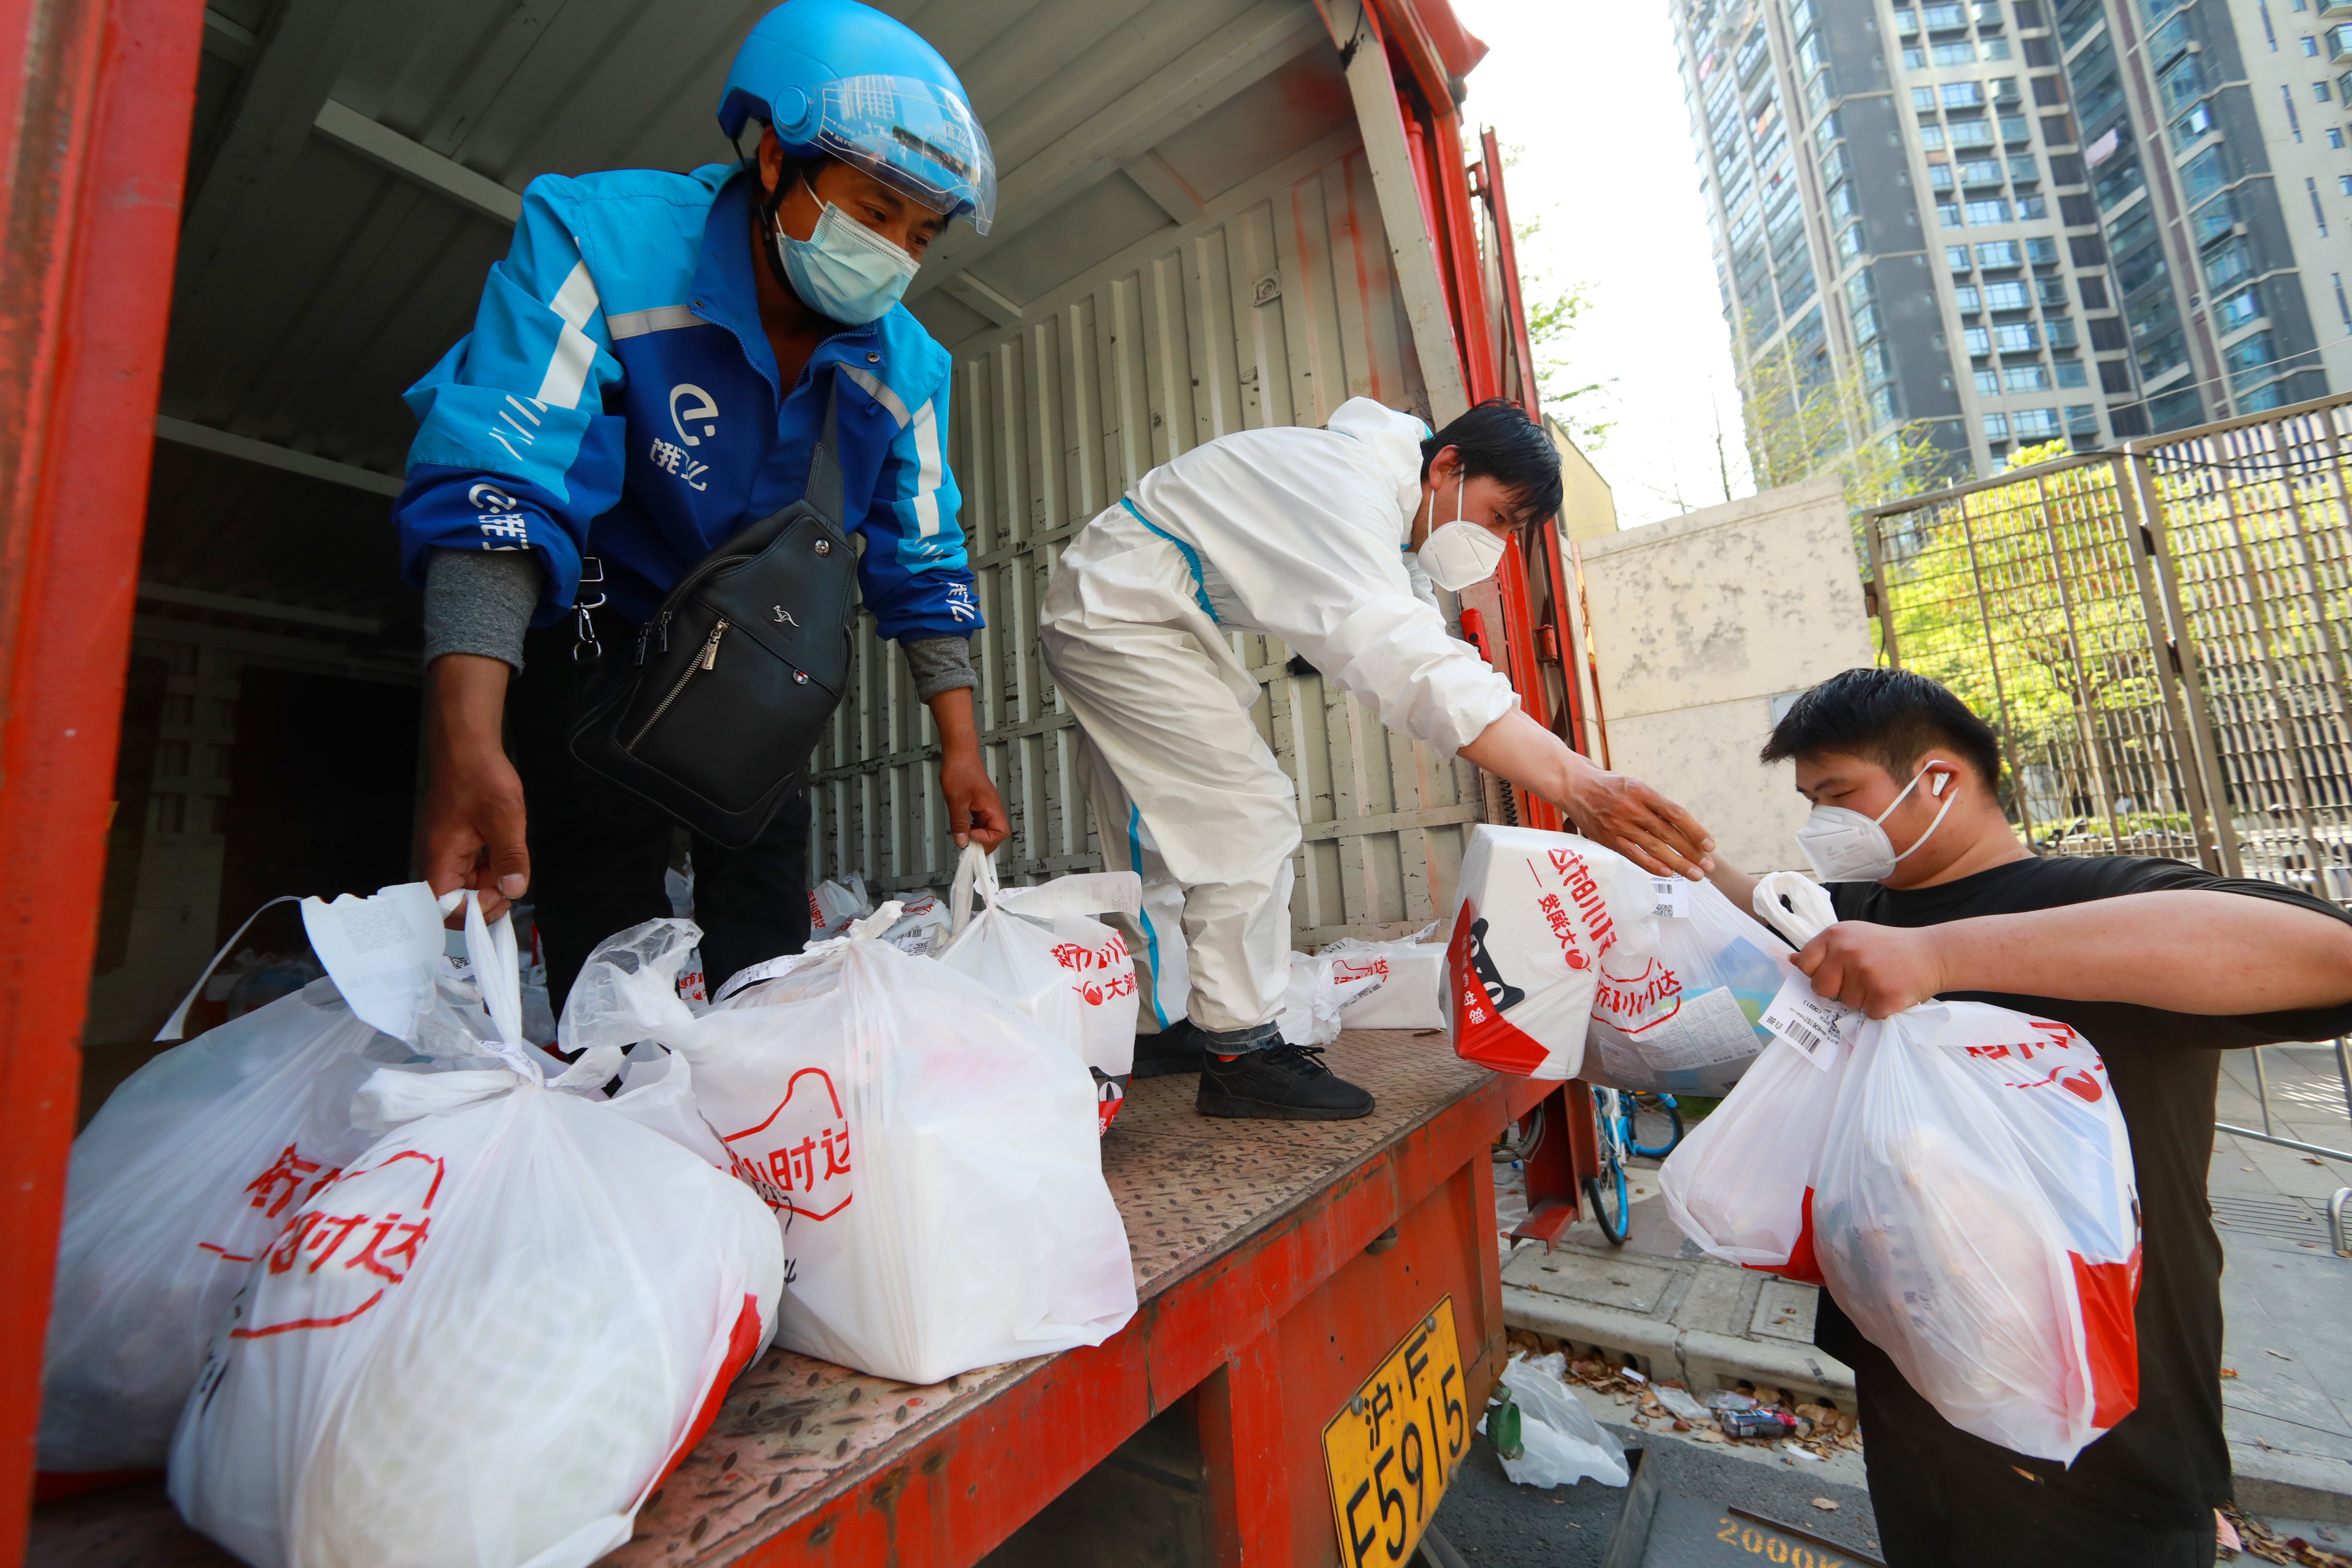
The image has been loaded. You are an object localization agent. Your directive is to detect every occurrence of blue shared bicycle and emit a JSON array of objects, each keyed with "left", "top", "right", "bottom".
[{"left": 1586, "top": 1087, "right": 1683, "bottom": 1246}]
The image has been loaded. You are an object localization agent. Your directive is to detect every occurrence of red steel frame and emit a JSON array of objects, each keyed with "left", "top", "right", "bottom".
[{"left": 0, "top": 0, "right": 206, "bottom": 1554}]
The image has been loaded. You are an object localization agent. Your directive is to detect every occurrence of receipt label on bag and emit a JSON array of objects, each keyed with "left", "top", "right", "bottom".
[
  {"left": 1649, "top": 876, "right": 1692, "bottom": 920},
  {"left": 1758, "top": 969, "right": 1860, "bottom": 1071}
]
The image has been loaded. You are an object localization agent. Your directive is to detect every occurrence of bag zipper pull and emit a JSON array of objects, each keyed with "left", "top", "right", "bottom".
[
  {"left": 657, "top": 610, "right": 671, "bottom": 654},
  {"left": 700, "top": 619, "right": 728, "bottom": 670}
]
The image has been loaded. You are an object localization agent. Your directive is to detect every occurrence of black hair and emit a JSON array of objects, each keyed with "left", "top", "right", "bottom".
[
  {"left": 1419, "top": 398, "right": 1563, "bottom": 527},
  {"left": 1759, "top": 667, "right": 2003, "bottom": 789}
]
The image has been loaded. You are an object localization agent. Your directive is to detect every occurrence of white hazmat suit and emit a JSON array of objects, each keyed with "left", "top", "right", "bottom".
[{"left": 1040, "top": 398, "right": 1519, "bottom": 1039}]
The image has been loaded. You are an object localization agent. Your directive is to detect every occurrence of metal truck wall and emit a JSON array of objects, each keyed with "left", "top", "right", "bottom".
[{"left": 808, "top": 147, "right": 1485, "bottom": 947}]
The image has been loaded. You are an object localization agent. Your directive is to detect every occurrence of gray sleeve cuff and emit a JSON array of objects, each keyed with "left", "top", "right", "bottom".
[
  {"left": 903, "top": 634, "right": 978, "bottom": 702},
  {"left": 422, "top": 548, "right": 542, "bottom": 673}
]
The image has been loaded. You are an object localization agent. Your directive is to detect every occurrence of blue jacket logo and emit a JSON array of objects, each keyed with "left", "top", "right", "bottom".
[{"left": 669, "top": 383, "right": 719, "bottom": 446}]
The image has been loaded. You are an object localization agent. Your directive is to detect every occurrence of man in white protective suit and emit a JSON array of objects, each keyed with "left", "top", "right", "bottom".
[{"left": 1040, "top": 397, "right": 1720, "bottom": 1120}]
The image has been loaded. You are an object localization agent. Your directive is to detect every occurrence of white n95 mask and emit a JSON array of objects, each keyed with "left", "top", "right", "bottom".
[
  {"left": 1413, "top": 472, "right": 1507, "bottom": 592},
  {"left": 1795, "top": 765, "right": 1956, "bottom": 881},
  {"left": 775, "top": 201, "right": 919, "bottom": 325}
]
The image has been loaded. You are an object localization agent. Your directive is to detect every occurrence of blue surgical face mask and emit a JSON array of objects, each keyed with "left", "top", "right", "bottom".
[{"left": 773, "top": 200, "right": 919, "bottom": 325}]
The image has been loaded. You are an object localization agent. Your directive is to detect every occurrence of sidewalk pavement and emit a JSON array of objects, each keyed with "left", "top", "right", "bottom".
[{"left": 1497, "top": 1038, "right": 2352, "bottom": 1527}]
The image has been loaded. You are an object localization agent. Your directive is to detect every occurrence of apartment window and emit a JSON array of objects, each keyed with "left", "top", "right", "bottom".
[
  {"left": 2011, "top": 154, "right": 2040, "bottom": 182},
  {"left": 1840, "top": 222, "right": 1866, "bottom": 258},
  {"left": 1906, "top": 44, "right": 1930, "bottom": 68},
  {"left": 1995, "top": 322, "right": 2042, "bottom": 351},
  {"left": 2038, "top": 276, "right": 2070, "bottom": 306},
  {"left": 2280, "top": 84, "right": 2303, "bottom": 140},
  {"left": 2193, "top": 190, "right": 2239, "bottom": 244},
  {"left": 1977, "top": 240, "right": 2023, "bottom": 266},
  {"left": 2079, "top": 275, "right": 2109, "bottom": 308},
  {"left": 1945, "top": 81, "right": 1986, "bottom": 107},
  {"left": 2099, "top": 358, "right": 2134, "bottom": 392},
  {"left": 1983, "top": 411, "right": 2011, "bottom": 438},
  {"left": 1955, "top": 283, "right": 1983, "bottom": 310},
  {"left": 2205, "top": 235, "right": 2254, "bottom": 288},
  {"left": 2160, "top": 56, "right": 2205, "bottom": 112},
  {"left": 2331, "top": 128, "right": 2346, "bottom": 148},
  {"left": 2069, "top": 234, "right": 2107, "bottom": 265},
  {"left": 1935, "top": 40, "right": 1979, "bottom": 63},
  {"left": 2061, "top": 192, "right": 2100, "bottom": 224},
  {"left": 2016, "top": 0, "right": 2042, "bottom": 23},
  {"left": 2215, "top": 285, "right": 2262, "bottom": 329},
  {"left": 2057, "top": 359, "right": 2089, "bottom": 386},
  {"left": 2001, "top": 113, "right": 2031, "bottom": 141},
  {"left": 2226, "top": 331, "right": 2279, "bottom": 390},
  {"left": 1940, "top": 202, "right": 1966, "bottom": 225},
  {"left": 2308, "top": 176, "right": 2330, "bottom": 235},
  {"left": 1854, "top": 302, "right": 1883, "bottom": 341},
  {"left": 2050, "top": 153, "right": 2086, "bottom": 183},
  {"left": 1930, "top": 163, "right": 1956, "bottom": 191},
  {"left": 2090, "top": 316, "right": 2129, "bottom": 351},
  {"left": 1985, "top": 279, "right": 2031, "bottom": 308},
  {"left": 1920, "top": 124, "right": 1948, "bottom": 149},
  {"left": 2302, "top": 33, "right": 2319, "bottom": 53},
  {"left": 2179, "top": 144, "right": 2229, "bottom": 203},
  {"left": 2066, "top": 405, "right": 2099, "bottom": 436},
  {"left": 1976, "top": 367, "right": 2003, "bottom": 392},
  {"left": 1985, "top": 36, "right": 2015, "bottom": 58},
  {"left": 1896, "top": 6, "right": 1920, "bottom": 31},
  {"left": 1967, "top": 201, "right": 2010, "bottom": 228},
  {"left": 1947, "top": 245, "right": 1973, "bottom": 271},
  {"left": 1926, "top": 2, "right": 1968, "bottom": 26},
  {"left": 2018, "top": 191, "right": 2050, "bottom": 217},
  {"left": 1967, "top": 325, "right": 1995, "bottom": 354},
  {"left": 1914, "top": 86, "right": 1940, "bottom": 110},
  {"left": 2032, "top": 74, "right": 2067, "bottom": 108},
  {"left": 1807, "top": 70, "right": 1834, "bottom": 115},
  {"left": 2004, "top": 363, "right": 2054, "bottom": 390},
  {"left": 2341, "top": 174, "right": 2352, "bottom": 194},
  {"left": 2014, "top": 407, "right": 2062, "bottom": 437},
  {"left": 2171, "top": 102, "right": 2217, "bottom": 148},
  {"left": 1952, "top": 118, "right": 1998, "bottom": 146},
  {"left": 2026, "top": 235, "right": 2061, "bottom": 264},
  {"left": 2045, "top": 317, "right": 2078, "bottom": 347},
  {"left": 2317, "top": 81, "right": 2334, "bottom": 102}
]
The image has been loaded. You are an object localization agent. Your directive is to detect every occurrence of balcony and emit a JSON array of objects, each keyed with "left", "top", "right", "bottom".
[{"left": 2326, "top": 21, "right": 2352, "bottom": 61}]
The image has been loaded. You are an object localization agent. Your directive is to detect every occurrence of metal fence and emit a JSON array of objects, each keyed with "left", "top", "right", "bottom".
[{"left": 1862, "top": 390, "right": 2352, "bottom": 903}]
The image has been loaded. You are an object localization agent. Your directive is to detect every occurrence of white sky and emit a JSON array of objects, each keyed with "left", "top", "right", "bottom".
[{"left": 1452, "top": 0, "right": 1756, "bottom": 526}]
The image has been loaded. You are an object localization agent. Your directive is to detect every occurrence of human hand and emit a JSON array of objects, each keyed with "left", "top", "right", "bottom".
[
  {"left": 939, "top": 747, "right": 1008, "bottom": 850},
  {"left": 1793, "top": 921, "right": 1947, "bottom": 1019},
  {"left": 421, "top": 654, "right": 528, "bottom": 921},
  {"left": 1555, "top": 764, "right": 1717, "bottom": 881}
]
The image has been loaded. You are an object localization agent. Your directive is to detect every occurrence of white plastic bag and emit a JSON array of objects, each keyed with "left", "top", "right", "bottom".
[
  {"left": 169, "top": 895, "right": 783, "bottom": 1568},
  {"left": 1318, "top": 926, "right": 1446, "bottom": 1030},
  {"left": 1274, "top": 952, "right": 1388, "bottom": 1046},
  {"left": 1812, "top": 1002, "right": 2138, "bottom": 1463},
  {"left": 938, "top": 842, "right": 1142, "bottom": 1078},
  {"left": 1584, "top": 877, "right": 1795, "bottom": 1095},
  {"left": 1444, "top": 827, "right": 1658, "bottom": 1079},
  {"left": 572, "top": 910, "right": 1138, "bottom": 1386},
  {"left": 1478, "top": 1353, "right": 1628, "bottom": 1489},
  {"left": 807, "top": 876, "right": 875, "bottom": 942},
  {"left": 37, "top": 883, "right": 503, "bottom": 1475},
  {"left": 1656, "top": 875, "right": 1849, "bottom": 1281}
]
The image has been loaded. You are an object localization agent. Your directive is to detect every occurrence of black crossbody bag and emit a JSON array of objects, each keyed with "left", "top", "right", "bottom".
[{"left": 569, "top": 389, "right": 855, "bottom": 848}]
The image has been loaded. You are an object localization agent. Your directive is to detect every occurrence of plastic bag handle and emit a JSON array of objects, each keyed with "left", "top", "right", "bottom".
[
  {"left": 153, "top": 894, "right": 303, "bottom": 1042},
  {"left": 948, "top": 841, "right": 999, "bottom": 938},
  {"left": 1752, "top": 871, "right": 1837, "bottom": 948}
]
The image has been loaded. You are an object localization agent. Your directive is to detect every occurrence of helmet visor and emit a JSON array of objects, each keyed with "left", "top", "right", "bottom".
[{"left": 813, "top": 75, "right": 997, "bottom": 235}]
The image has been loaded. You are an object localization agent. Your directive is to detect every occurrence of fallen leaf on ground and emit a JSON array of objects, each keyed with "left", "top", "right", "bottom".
[
  {"left": 2221, "top": 1368, "right": 2238, "bottom": 1378},
  {"left": 1812, "top": 1498, "right": 1839, "bottom": 1511}
]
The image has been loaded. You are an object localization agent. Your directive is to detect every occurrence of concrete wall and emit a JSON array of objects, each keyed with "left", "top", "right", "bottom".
[{"left": 1578, "top": 473, "right": 1874, "bottom": 874}]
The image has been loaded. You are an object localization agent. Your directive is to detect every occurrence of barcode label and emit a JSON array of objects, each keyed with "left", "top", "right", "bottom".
[
  {"left": 1650, "top": 876, "right": 1692, "bottom": 919},
  {"left": 1758, "top": 969, "right": 1858, "bottom": 1071}
]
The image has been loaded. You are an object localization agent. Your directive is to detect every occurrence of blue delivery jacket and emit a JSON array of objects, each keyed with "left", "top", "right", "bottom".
[{"left": 394, "top": 163, "right": 981, "bottom": 641}]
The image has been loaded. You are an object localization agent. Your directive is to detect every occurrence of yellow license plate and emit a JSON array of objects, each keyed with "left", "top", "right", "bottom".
[{"left": 1322, "top": 1296, "right": 1469, "bottom": 1568}]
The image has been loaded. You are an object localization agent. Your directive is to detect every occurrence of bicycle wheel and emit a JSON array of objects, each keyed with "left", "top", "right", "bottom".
[
  {"left": 1628, "top": 1093, "right": 1685, "bottom": 1160},
  {"left": 1586, "top": 1091, "right": 1631, "bottom": 1245}
]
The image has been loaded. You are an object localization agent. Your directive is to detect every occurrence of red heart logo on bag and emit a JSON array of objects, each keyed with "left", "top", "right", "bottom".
[
  {"left": 2060, "top": 1070, "right": 2102, "bottom": 1103},
  {"left": 721, "top": 1068, "right": 855, "bottom": 1221}
]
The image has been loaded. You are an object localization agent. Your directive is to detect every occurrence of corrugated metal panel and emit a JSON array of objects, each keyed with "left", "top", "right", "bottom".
[{"left": 811, "top": 141, "right": 1486, "bottom": 947}]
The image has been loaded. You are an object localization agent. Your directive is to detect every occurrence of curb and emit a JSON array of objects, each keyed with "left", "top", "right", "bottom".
[
  {"left": 1502, "top": 1282, "right": 1857, "bottom": 1405},
  {"left": 2231, "top": 1444, "right": 2352, "bottom": 1525}
]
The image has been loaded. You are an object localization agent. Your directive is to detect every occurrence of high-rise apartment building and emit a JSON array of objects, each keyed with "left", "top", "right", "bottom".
[{"left": 1675, "top": 0, "right": 2348, "bottom": 484}]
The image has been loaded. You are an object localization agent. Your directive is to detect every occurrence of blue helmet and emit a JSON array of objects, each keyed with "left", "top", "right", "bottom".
[{"left": 718, "top": 0, "right": 996, "bottom": 234}]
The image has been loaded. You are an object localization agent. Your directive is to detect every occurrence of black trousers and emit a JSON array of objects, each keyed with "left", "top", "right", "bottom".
[{"left": 512, "top": 617, "right": 812, "bottom": 1013}]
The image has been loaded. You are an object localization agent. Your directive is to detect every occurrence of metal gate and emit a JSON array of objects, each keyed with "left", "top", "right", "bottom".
[{"left": 1862, "top": 390, "right": 2352, "bottom": 902}]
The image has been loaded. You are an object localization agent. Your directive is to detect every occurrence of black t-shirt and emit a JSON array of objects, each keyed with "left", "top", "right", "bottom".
[{"left": 1815, "top": 855, "right": 2352, "bottom": 1526}]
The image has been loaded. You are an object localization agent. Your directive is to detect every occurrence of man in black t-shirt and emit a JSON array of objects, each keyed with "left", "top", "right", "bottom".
[{"left": 1707, "top": 668, "right": 2352, "bottom": 1568}]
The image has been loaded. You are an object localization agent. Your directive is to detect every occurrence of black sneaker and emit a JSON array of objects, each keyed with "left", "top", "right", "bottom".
[
  {"left": 1132, "top": 1020, "right": 1208, "bottom": 1078},
  {"left": 1196, "top": 1044, "right": 1375, "bottom": 1120}
]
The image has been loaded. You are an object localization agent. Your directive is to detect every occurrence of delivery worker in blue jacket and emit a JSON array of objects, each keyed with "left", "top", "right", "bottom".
[{"left": 396, "top": 0, "right": 1007, "bottom": 1006}]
